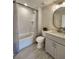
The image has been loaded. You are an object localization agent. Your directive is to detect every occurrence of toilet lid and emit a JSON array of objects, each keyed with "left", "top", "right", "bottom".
[{"left": 36, "top": 36, "right": 45, "bottom": 42}]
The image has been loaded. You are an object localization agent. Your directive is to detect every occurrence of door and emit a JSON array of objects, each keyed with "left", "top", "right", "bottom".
[
  {"left": 45, "top": 38, "right": 55, "bottom": 58},
  {"left": 55, "top": 43, "right": 65, "bottom": 59}
]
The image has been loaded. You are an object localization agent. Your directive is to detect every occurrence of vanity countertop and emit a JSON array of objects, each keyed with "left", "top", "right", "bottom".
[
  {"left": 45, "top": 30, "right": 65, "bottom": 45},
  {"left": 46, "top": 30, "right": 65, "bottom": 39}
]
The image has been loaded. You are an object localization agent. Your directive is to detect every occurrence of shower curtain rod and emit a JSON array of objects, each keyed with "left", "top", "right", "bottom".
[{"left": 13, "top": 1, "right": 38, "bottom": 11}]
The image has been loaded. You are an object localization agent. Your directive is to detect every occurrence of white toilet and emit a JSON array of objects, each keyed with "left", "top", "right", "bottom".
[{"left": 36, "top": 31, "right": 46, "bottom": 49}]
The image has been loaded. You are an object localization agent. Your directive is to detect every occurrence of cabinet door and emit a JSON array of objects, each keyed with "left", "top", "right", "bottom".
[
  {"left": 55, "top": 43, "right": 65, "bottom": 59},
  {"left": 45, "top": 38, "right": 55, "bottom": 58}
]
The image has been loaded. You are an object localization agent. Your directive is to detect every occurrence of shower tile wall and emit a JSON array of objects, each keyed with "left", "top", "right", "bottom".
[{"left": 16, "top": 4, "right": 36, "bottom": 37}]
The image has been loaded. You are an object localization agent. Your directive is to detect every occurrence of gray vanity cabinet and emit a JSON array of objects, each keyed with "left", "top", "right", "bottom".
[{"left": 45, "top": 37, "right": 65, "bottom": 59}]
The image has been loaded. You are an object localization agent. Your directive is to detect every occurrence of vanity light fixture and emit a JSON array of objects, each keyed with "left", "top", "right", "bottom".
[{"left": 24, "top": 3, "right": 28, "bottom": 6}]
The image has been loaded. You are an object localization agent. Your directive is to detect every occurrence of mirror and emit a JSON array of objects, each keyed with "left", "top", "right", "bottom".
[{"left": 53, "top": 7, "right": 65, "bottom": 33}]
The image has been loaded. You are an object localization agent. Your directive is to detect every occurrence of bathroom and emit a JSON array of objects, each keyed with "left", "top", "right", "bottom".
[{"left": 13, "top": 0, "right": 65, "bottom": 59}]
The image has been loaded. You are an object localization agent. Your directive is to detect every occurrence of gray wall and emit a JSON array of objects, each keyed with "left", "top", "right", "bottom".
[
  {"left": 41, "top": 4, "right": 55, "bottom": 30},
  {"left": 13, "top": 2, "right": 19, "bottom": 55},
  {"left": 41, "top": 4, "right": 65, "bottom": 30}
]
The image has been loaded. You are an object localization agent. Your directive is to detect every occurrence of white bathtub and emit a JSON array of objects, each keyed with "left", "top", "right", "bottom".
[
  {"left": 17, "top": 32, "right": 34, "bottom": 52},
  {"left": 19, "top": 36, "right": 33, "bottom": 51}
]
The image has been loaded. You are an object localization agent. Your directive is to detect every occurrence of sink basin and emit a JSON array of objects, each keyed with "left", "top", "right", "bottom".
[{"left": 57, "top": 28, "right": 65, "bottom": 33}]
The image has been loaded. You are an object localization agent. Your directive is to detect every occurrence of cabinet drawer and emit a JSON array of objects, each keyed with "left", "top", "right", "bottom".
[{"left": 46, "top": 33, "right": 65, "bottom": 46}]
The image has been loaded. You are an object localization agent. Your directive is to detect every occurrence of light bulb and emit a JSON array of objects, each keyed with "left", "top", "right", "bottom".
[{"left": 24, "top": 3, "right": 28, "bottom": 6}]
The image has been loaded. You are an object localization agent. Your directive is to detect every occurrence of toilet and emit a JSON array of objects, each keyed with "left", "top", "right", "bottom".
[{"left": 36, "top": 31, "right": 46, "bottom": 49}]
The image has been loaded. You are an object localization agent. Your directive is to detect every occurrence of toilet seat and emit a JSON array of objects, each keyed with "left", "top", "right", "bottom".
[{"left": 36, "top": 36, "right": 45, "bottom": 42}]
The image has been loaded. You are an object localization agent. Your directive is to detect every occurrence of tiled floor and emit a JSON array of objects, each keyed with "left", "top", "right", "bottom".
[{"left": 14, "top": 44, "right": 53, "bottom": 59}]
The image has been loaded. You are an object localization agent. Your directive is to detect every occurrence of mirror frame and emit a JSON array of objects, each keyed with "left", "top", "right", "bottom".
[{"left": 53, "top": 6, "right": 65, "bottom": 32}]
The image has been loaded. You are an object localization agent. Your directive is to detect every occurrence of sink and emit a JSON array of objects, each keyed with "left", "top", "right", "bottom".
[
  {"left": 46, "top": 30, "right": 65, "bottom": 39},
  {"left": 57, "top": 27, "right": 65, "bottom": 33},
  {"left": 45, "top": 30, "right": 65, "bottom": 45}
]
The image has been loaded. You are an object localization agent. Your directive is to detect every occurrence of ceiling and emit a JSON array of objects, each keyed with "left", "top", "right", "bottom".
[{"left": 16, "top": 0, "right": 64, "bottom": 9}]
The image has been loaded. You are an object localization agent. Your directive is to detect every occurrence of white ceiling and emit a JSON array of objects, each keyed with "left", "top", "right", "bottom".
[{"left": 16, "top": 0, "right": 64, "bottom": 9}]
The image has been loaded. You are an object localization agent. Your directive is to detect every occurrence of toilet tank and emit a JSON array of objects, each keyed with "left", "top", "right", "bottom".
[{"left": 42, "top": 30, "right": 47, "bottom": 37}]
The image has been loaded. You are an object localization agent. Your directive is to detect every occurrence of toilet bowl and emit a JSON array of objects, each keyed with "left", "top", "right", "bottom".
[
  {"left": 36, "top": 31, "right": 47, "bottom": 49},
  {"left": 36, "top": 36, "right": 45, "bottom": 49}
]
